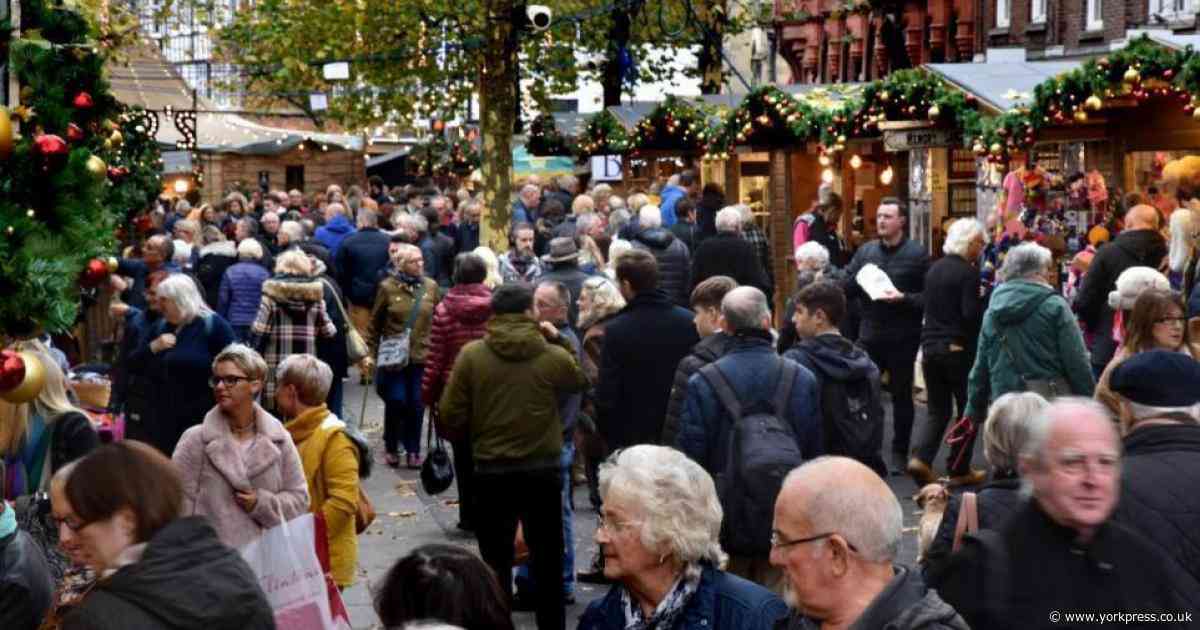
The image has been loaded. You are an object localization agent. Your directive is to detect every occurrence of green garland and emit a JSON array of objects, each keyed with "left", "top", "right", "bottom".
[
  {"left": 631, "top": 96, "right": 718, "bottom": 153},
  {"left": 525, "top": 113, "right": 574, "bottom": 157},
  {"left": 106, "top": 107, "right": 163, "bottom": 229},
  {"left": 408, "top": 135, "right": 479, "bottom": 177},
  {"left": 0, "top": 0, "right": 155, "bottom": 336},
  {"left": 576, "top": 110, "right": 629, "bottom": 159},
  {"left": 707, "top": 85, "right": 832, "bottom": 156}
]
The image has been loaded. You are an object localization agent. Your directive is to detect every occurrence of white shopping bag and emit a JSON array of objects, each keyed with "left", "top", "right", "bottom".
[{"left": 239, "top": 512, "right": 335, "bottom": 630}]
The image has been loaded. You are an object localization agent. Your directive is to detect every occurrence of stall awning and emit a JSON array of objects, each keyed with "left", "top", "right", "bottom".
[
  {"left": 1124, "top": 29, "right": 1200, "bottom": 51},
  {"left": 924, "top": 61, "right": 1083, "bottom": 114}
]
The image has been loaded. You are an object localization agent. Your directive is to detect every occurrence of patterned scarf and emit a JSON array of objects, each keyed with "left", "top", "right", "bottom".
[
  {"left": 620, "top": 569, "right": 700, "bottom": 630},
  {"left": 389, "top": 266, "right": 423, "bottom": 288}
]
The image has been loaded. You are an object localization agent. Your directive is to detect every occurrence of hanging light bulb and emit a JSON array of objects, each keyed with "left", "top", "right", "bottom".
[
  {"left": 819, "top": 154, "right": 832, "bottom": 167},
  {"left": 821, "top": 167, "right": 835, "bottom": 184},
  {"left": 849, "top": 154, "right": 863, "bottom": 170},
  {"left": 880, "top": 165, "right": 895, "bottom": 186}
]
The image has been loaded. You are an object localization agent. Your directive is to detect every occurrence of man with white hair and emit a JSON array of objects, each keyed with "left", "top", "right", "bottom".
[
  {"left": 1108, "top": 350, "right": 1200, "bottom": 587},
  {"left": 514, "top": 183, "right": 542, "bottom": 225},
  {"left": 936, "top": 398, "right": 1198, "bottom": 629},
  {"left": 691, "top": 205, "right": 770, "bottom": 295},
  {"left": 910, "top": 218, "right": 986, "bottom": 486},
  {"left": 260, "top": 210, "right": 282, "bottom": 255},
  {"left": 678, "top": 286, "right": 821, "bottom": 590},
  {"left": 772, "top": 456, "right": 969, "bottom": 629},
  {"left": 630, "top": 204, "right": 692, "bottom": 306}
]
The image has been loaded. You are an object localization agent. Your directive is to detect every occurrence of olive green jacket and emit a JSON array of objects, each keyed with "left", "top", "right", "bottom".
[{"left": 367, "top": 275, "right": 440, "bottom": 364}]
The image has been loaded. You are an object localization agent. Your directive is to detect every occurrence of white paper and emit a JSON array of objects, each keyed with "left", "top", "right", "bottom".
[{"left": 855, "top": 263, "right": 899, "bottom": 301}]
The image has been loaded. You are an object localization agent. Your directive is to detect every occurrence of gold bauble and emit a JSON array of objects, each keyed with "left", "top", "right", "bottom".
[
  {"left": 1192, "top": 108, "right": 1200, "bottom": 121},
  {"left": 105, "top": 256, "right": 118, "bottom": 274},
  {"left": 0, "top": 108, "right": 12, "bottom": 160},
  {"left": 103, "top": 138, "right": 113, "bottom": 151},
  {"left": 990, "top": 142, "right": 1003, "bottom": 156},
  {"left": 85, "top": 155, "right": 106, "bottom": 178},
  {"left": 928, "top": 104, "right": 941, "bottom": 120},
  {"left": 19, "top": 86, "right": 33, "bottom": 103},
  {"left": 1, "top": 351, "right": 45, "bottom": 404},
  {"left": 973, "top": 142, "right": 986, "bottom": 155},
  {"left": 1084, "top": 95, "right": 1103, "bottom": 111},
  {"left": 1073, "top": 110, "right": 1089, "bottom": 123},
  {"left": 879, "top": 90, "right": 890, "bottom": 102},
  {"left": 1123, "top": 67, "right": 1141, "bottom": 84},
  {"left": 837, "top": 134, "right": 847, "bottom": 143},
  {"left": 108, "top": 130, "right": 123, "bottom": 148}
]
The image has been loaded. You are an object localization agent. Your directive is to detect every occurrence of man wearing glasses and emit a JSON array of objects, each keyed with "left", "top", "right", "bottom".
[{"left": 771, "top": 456, "right": 968, "bottom": 630}]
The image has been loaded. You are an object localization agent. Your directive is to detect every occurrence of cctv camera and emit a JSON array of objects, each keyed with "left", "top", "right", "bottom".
[{"left": 527, "top": 5, "right": 552, "bottom": 31}]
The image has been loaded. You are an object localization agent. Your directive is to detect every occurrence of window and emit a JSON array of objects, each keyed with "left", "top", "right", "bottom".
[
  {"left": 1031, "top": 0, "right": 1047, "bottom": 23},
  {"left": 286, "top": 165, "right": 305, "bottom": 192},
  {"left": 1152, "top": 0, "right": 1194, "bottom": 19},
  {"left": 1086, "top": 0, "right": 1103, "bottom": 30},
  {"left": 996, "top": 0, "right": 1010, "bottom": 28}
]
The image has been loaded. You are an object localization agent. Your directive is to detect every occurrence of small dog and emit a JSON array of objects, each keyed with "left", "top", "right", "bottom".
[{"left": 913, "top": 482, "right": 951, "bottom": 564}]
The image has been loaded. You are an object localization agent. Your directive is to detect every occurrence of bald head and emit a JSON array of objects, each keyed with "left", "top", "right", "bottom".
[
  {"left": 1125, "top": 204, "right": 1161, "bottom": 231},
  {"left": 776, "top": 457, "right": 902, "bottom": 563},
  {"left": 721, "top": 286, "right": 771, "bottom": 332}
]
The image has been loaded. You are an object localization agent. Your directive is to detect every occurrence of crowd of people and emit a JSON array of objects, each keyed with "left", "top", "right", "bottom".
[{"left": 1, "top": 169, "right": 1199, "bottom": 630}]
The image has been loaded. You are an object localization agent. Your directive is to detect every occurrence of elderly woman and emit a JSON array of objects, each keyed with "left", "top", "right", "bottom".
[
  {"left": 922, "top": 392, "right": 1047, "bottom": 584},
  {"left": 579, "top": 445, "right": 785, "bottom": 630},
  {"left": 172, "top": 344, "right": 308, "bottom": 549},
  {"left": 367, "top": 243, "right": 441, "bottom": 469},
  {"left": 777, "top": 241, "right": 849, "bottom": 352},
  {"left": 964, "top": 242, "right": 1095, "bottom": 422},
  {"left": 218, "top": 238, "right": 271, "bottom": 341},
  {"left": 472, "top": 245, "right": 504, "bottom": 290},
  {"left": 248, "top": 249, "right": 337, "bottom": 411},
  {"left": 55, "top": 442, "right": 274, "bottom": 629},
  {"left": 139, "top": 274, "right": 236, "bottom": 455},
  {"left": 910, "top": 218, "right": 987, "bottom": 487}
]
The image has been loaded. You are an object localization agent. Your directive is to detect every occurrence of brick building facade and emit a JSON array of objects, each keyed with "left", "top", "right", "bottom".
[{"left": 982, "top": 0, "right": 1160, "bottom": 56}]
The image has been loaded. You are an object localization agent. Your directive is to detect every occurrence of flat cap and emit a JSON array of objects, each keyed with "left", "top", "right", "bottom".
[{"left": 1109, "top": 350, "right": 1200, "bottom": 407}]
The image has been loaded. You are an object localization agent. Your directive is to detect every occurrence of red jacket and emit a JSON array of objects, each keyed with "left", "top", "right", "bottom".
[{"left": 420, "top": 283, "right": 493, "bottom": 406}]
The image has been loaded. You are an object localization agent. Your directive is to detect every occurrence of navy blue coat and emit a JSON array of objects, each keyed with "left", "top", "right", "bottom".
[
  {"left": 217, "top": 262, "right": 270, "bottom": 328},
  {"left": 335, "top": 227, "right": 391, "bottom": 307},
  {"left": 677, "top": 335, "right": 823, "bottom": 475},
  {"left": 578, "top": 565, "right": 786, "bottom": 630}
]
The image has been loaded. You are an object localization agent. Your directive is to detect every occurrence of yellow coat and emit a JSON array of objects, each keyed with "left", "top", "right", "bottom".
[{"left": 285, "top": 405, "right": 360, "bottom": 587}]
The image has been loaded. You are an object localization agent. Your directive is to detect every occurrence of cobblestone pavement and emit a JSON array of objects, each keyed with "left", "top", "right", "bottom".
[{"left": 340, "top": 376, "right": 985, "bottom": 629}]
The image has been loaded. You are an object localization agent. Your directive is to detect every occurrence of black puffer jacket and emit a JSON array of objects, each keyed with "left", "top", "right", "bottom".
[
  {"left": 661, "top": 332, "right": 735, "bottom": 446},
  {"left": 0, "top": 527, "right": 53, "bottom": 630},
  {"left": 1111, "top": 423, "right": 1200, "bottom": 587},
  {"left": 632, "top": 227, "right": 692, "bottom": 307},
  {"left": 921, "top": 474, "right": 1022, "bottom": 586},
  {"left": 843, "top": 238, "right": 928, "bottom": 342},
  {"left": 1073, "top": 228, "right": 1167, "bottom": 368},
  {"left": 62, "top": 517, "right": 274, "bottom": 630},
  {"left": 692, "top": 234, "right": 770, "bottom": 296}
]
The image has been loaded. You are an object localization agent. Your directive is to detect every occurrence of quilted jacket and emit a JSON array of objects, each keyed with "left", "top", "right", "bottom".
[{"left": 420, "top": 283, "right": 493, "bottom": 406}]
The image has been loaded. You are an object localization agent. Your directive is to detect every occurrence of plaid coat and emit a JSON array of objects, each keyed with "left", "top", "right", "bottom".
[
  {"left": 742, "top": 223, "right": 775, "bottom": 296},
  {"left": 250, "top": 275, "right": 337, "bottom": 408}
]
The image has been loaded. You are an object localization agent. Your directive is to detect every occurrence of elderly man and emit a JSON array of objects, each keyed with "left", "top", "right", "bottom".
[
  {"left": 678, "top": 286, "right": 821, "bottom": 590},
  {"left": 1074, "top": 204, "right": 1167, "bottom": 375},
  {"left": 260, "top": 211, "right": 282, "bottom": 255},
  {"left": 1109, "top": 350, "right": 1200, "bottom": 587},
  {"left": 455, "top": 200, "right": 482, "bottom": 253},
  {"left": 116, "top": 233, "right": 179, "bottom": 310},
  {"left": 514, "top": 183, "right": 542, "bottom": 224},
  {"left": 691, "top": 206, "right": 770, "bottom": 295},
  {"left": 772, "top": 456, "right": 968, "bottom": 629},
  {"left": 631, "top": 204, "right": 691, "bottom": 307},
  {"left": 658, "top": 170, "right": 697, "bottom": 227},
  {"left": 315, "top": 202, "right": 356, "bottom": 258},
  {"left": 936, "top": 398, "right": 1198, "bottom": 629},
  {"left": 844, "top": 198, "right": 928, "bottom": 473}
]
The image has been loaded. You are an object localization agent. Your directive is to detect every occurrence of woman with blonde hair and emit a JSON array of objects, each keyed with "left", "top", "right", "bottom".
[
  {"left": 0, "top": 343, "right": 98, "bottom": 501},
  {"left": 575, "top": 275, "right": 627, "bottom": 522},
  {"left": 248, "top": 249, "right": 337, "bottom": 411},
  {"left": 472, "top": 246, "right": 504, "bottom": 289}
]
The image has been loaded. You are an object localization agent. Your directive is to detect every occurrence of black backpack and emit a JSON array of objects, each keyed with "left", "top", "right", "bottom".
[
  {"left": 809, "top": 359, "right": 886, "bottom": 478},
  {"left": 699, "top": 359, "right": 804, "bottom": 556}
]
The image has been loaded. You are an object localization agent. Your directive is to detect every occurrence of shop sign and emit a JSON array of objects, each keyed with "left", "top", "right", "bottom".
[
  {"left": 591, "top": 155, "right": 623, "bottom": 181},
  {"left": 883, "top": 129, "right": 956, "bottom": 153}
]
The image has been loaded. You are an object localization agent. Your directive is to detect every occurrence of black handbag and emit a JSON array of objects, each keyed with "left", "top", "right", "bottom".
[{"left": 420, "top": 412, "right": 455, "bottom": 495}]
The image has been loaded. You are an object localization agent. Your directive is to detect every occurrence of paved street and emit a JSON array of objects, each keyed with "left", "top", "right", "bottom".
[{"left": 340, "top": 374, "right": 984, "bottom": 629}]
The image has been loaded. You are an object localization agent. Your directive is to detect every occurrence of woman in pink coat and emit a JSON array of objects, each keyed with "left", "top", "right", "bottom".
[{"left": 172, "top": 343, "right": 309, "bottom": 549}]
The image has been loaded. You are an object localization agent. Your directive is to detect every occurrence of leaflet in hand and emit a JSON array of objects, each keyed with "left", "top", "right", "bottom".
[{"left": 855, "top": 263, "right": 899, "bottom": 301}]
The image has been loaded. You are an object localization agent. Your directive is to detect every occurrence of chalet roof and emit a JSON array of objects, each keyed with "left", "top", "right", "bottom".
[{"left": 924, "top": 60, "right": 1083, "bottom": 113}]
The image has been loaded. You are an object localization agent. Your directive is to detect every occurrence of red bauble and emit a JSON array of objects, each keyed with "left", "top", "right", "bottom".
[
  {"left": 80, "top": 258, "right": 109, "bottom": 288},
  {"left": 66, "top": 123, "right": 84, "bottom": 142},
  {"left": 107, "top": 166, "right": 129, "bottom": 180},
  {"left": 34, "top": 134, "right": 68, "bottom": 156},
  {"left": 134, "top": 214, "right": 153, "bottom": 235},
  {"left": 1164, "top": 68, "right": 1176, "bottom": 79},
  {"left": 73, "top": 92, "right": 94, "bottom": 109},
  {"left": 965, "top": 94, "right": 977, "bottom": 105},
  {"left": 0, "top": 350, "right": 24, "bottom": 394}
]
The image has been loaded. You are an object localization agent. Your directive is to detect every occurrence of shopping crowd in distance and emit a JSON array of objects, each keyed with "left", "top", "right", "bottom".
[{"left": 2, "top": 171, "right": 1199, "bottom": 630}]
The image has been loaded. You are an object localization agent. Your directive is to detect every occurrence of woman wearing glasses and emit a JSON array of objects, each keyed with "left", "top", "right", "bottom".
[
  {"left": 51, "top": 441, "right": 274, "bottom": 630},
  {"left": 1094, "top": 289, "right": 1199, "bottom": 423},
  {"left": 578, "top": 445, "right": 785, "bottom": 630},
  {"left": 172, "top": 344, "right": 309, "bottom": 549}
]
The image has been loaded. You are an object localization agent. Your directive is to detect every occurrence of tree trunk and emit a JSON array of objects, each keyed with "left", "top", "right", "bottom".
[
  {"left": 480, "top": 0, "right": 518, "bottom": 253},
  {"left": 697, "top": 0, "right": 726, "bottom": 94}
]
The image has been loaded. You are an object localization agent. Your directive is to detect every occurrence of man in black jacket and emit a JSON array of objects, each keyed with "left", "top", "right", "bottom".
[
  {"left": 910, "top": 218, "right": 986, "bottom": 486},
  {"left": 1108, "top": 351, "right": 1200, "bottom": 588},
  {"left": 691, "top": 205, "right": 770, "bottom": 296},
  {"left": 335, "top": 208, "right": 391, "bottom": 381},
  {"left": 843, "top": 198, "right": 928, "bottom": 472},
  {"left": 1073, "top": 204, "right": 1166, "bottom": 375},
  {"left": 661, "top": 275, "right": 738, "bottom": 445},
  {"left": 0, "top": 501, "right": 53, "bottom": 630},
  {"left": 631, "top": 204, "right": 692, "bottom": 307},
  {"left": 669, "top": 197, "right": 700, "bottom": 254},
  {"left": 596, "top": 249, "right": 699, "bottom": 450},
  {"left": 936, "top": 399, "right": 1199, "bottom": 629}
]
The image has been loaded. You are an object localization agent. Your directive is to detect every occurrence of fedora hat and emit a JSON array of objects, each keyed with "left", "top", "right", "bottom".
[{"left": 543, "top": 237, "right": 580, "bottom": 263}]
